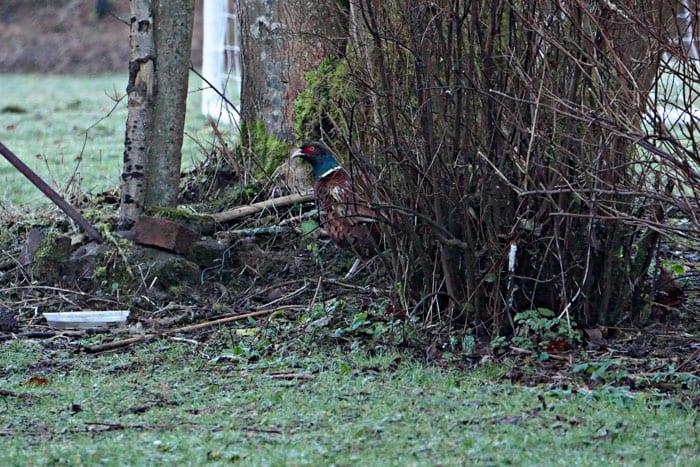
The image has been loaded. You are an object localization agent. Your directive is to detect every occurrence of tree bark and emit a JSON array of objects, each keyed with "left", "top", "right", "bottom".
[
  {"left": 237, "top": 0, "right": 347, "bottom": 141},
  {"left": 120, "top": 0, "right": 194, "bottom": 228},
  {"left": 146, "top": 0, "right": 195, "bottom": 208},
  {"left": 120, "top": 0, "right": 155, "bottom": 228}
]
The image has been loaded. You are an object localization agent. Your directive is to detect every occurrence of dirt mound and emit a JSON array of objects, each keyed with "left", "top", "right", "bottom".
[{"left": 0, "top": 0, "right": 203, "bottom": 74}]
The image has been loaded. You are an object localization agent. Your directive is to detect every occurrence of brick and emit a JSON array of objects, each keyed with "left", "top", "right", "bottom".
[{"left": 133, "top": 216, "right": 200, "bottom": 255}]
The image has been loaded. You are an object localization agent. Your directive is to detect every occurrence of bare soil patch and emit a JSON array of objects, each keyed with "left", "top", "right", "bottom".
[{"left": 0, "top": 0, "right": 204, "bottom": 73}]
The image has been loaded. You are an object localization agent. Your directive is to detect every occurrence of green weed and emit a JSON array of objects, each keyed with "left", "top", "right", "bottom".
[{"left": 512, "top": 307, "right": 580, "bottom": 360}]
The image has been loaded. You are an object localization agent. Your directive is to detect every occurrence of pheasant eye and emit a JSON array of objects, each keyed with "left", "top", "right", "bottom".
[{"left": 305, "top": 145, "right": 317, "bottom": 156}]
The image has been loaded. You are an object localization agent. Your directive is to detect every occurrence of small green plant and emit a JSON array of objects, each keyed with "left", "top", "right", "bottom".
[
  {"left": 447, "top": 333, "right": 477, "bottom": 356},
  {"left": 462, "top": 335, "right": 477, "bottom": 355},
  {"left": 661, "top": 259, "right": 686, "bottom": 276},
  {"left": 513, "top": 307, "right": 579, "bottom": 352},
  {"left": 490, "top": 335, "right": 508, "bottom": 355},
  {"left": 336, "top": 308, "right": 390, "bottom": 342},
  {"left": 660, "top": 258, "right": 692, "bottom": 289},
  {"left": 573, "top": 359, "right": 627, "bottom": 383},
  {"left": 300, "top": 216, "right": 321, "bottom": 263}
]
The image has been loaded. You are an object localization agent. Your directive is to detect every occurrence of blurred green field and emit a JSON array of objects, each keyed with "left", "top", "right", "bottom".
[{"left": 0, "top": 73, "right": 227, "bottom": 209}]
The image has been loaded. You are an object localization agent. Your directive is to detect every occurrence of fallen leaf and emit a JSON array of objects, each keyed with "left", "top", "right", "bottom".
[
  {"left": 584, "top": 328, "right": 603, "bottom": 341},
  {"left": 546, "top": 340, "right": 572, "bottom": 352},
  {"left": 654, "top": 267, "right": 683, "bottom": 308},
  {"left": 26, "top": 375, "right": 49, "bottom": 386},
  {"left": 583, "top": 327, "right": 607, "bottom": 349},
  {"left": 500, "top": 415, "right": 523, "bottom": 425}
]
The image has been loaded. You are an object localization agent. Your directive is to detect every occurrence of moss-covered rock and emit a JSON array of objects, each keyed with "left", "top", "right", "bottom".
[
  {"left": 144, "top": 207, "right": 216, "bottom": 235},
  {"left": 128, "top": 246, "right": 201, "bottom": 291},
  {"left": 30, "top": 230, "right": 71, "bottom": 284},
  {"left": 186, "top": 238, "right": 235, "bottom": 268}
]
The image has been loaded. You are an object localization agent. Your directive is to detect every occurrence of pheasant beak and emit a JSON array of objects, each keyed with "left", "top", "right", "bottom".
[{"left": 291, "top": 148, "right": 304, "bottom": 159}]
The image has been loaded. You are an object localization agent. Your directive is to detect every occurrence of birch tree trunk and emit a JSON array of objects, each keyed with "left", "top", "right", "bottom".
[
  {"left": 678, "top": 0, "right": 699, "bottom": 59},
  {"left": 119, "top": 0, "right": 194, "bottom": 228},
  {"left": 120, "top": 0, "right": 155, "bottom": 227}
]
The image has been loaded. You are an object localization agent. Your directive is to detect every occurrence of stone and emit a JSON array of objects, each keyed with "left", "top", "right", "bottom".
[
  {"left": 19, "top": 228, "right": 46, "bottom": 267},
  {"left": 26, "top": 230, "right": 72, "bottom": 284},
  {"left": 186, "top": 238, "right": 235, "bottom": 268},
  {"left": 133, "top": 216, "right": 200, "bottom": 255},
  {"left": 0, "top": 307, "right": 18, "bottom": 332},
  {"left": 129, "top": 245, "right": 201, "bottom": 291}
]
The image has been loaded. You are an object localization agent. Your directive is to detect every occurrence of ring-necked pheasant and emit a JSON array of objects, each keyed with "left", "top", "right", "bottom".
[{"left": 292, "top": 141, "right": 382, "bottom": 264}]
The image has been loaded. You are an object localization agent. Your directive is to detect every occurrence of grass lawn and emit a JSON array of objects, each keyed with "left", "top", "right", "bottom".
[
  {"left": 1, "top": 338, "right": 698, "bottom": 466},
  {"left": 0, "top": 73, "right": 227, "bottom": 209}
]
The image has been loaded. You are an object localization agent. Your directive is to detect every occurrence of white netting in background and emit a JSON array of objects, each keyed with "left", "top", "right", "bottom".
[{"left": 201, "top": 0, "right": 240, "bottom": 127}]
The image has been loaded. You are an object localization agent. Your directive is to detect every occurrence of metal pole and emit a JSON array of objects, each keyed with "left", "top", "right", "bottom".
[{"left": 0, "top": 141, "right": 104, "bottom": 243}]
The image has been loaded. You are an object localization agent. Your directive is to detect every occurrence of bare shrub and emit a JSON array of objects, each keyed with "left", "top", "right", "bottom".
[{"left": 301, "top": 1, "right": 700, "bottom": 333}]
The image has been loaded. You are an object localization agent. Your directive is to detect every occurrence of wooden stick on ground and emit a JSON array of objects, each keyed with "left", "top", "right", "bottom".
[
  {"left": 84, "top": 308, "right": 277, "bottom": 353},
  {"left": 211, "top": 191, "right": 314, "bottom": 223}
]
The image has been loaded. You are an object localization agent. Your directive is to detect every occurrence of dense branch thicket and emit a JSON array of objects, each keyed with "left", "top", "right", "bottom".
[{"left": 298, "top": 0, "right": 700, "bottom": 333}]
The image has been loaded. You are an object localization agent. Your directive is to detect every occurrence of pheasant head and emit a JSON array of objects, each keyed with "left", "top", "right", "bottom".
[{"left": 291, "top": 141, "right": 341, "bottom": 180}]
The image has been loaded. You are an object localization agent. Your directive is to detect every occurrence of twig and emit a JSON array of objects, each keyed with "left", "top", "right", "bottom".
[
  {"left": 84, "top": 334, "right": 154, "bottom": 353},
  {"left": 0, "top": 329, "right": 104, "bottom": 342},
  {"left": 211, "top": 192, "right": 313, "bottom": 223},
  {"left": 258, "top": 284, "right": 308, "bottom": 309},
  {"left": 0, "top": 332, "right": 56, "bottom": 342},
  {"left": 82, "top": 421, "right": 170, "bottom": 432},
  {"left": 309, "top": 276, "right": 323, "bottom": 313},
  {"left": 84, "top": 308, "right": 277, "bottom": 353},
  {"left": 227, "top": 226, "right": 291, "bottom": 236},
  {"left": 168, "top": 309, "right": 275, "bottom": 333},
  {"left": 267, "top": 372, "right": 315, "bottom": 380},
  {"left": 255, "top": 304, "right": 308, "bottom": 312},
  {"left": 322, "top": 278, "right": 385, "bottom": 295},
  {"left": 168, "top": 336, "right": 200, "bottom": 346},
  {"left": 189, "top": 64, "right": 241, "bottom": 119},
  {"left": 245, "top": 427, "right": 283, "bottom": 435},
  {"left": 0, "top": 250, "right": 20, "bottom": 271},
  {"left": 675, "top": 347, "right": 700, "bottom": 372}
]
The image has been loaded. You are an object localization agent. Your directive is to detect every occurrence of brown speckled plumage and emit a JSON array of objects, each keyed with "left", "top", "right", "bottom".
[{"left": 292, "top": 142, "right": 381, "bottom": 257}]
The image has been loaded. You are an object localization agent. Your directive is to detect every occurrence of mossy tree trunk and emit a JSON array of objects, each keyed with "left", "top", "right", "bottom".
[
  {"left": 237, "top": 0, "right": 347, "bottom": 141},
  {"left": 119, "top": 0, "right": 194, "bottom": 228},
  {"left": 145, "top": 0, "right": 194, "bottom": 207}
]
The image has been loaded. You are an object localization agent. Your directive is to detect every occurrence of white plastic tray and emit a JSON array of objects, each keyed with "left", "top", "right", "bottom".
[{"left": 43, "top": 310, "right": 130, "bottom": 329}]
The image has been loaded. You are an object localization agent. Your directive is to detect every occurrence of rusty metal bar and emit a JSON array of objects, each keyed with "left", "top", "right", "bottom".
[{"left": 0, "top": 141, "right": 104, "bottom": 243}]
